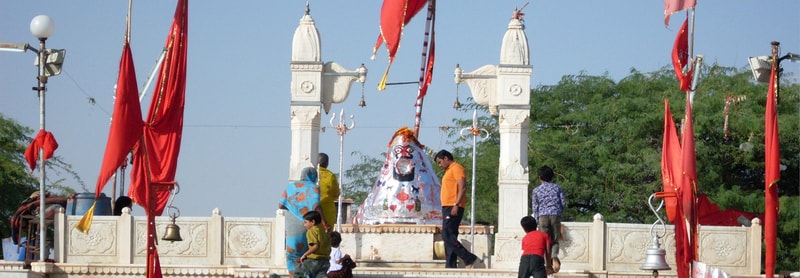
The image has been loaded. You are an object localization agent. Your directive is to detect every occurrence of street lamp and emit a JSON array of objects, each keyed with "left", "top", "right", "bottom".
[
  {"left": 32, "top": 14, "right": 56, "bottom": 264},
  {"left": 748, "top": 41, "right": 798, "bottom": 96},
  {"left": 0, "top": 15, "right": 66, "bottom": 263}
]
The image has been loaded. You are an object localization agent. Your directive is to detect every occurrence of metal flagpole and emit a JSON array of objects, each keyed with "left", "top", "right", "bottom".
[
  {"left": 329, "top": 108, "right": 354, "bottom": 232},
  {"left": 459, "top": 109, "right": 489, "bottom": 252}
]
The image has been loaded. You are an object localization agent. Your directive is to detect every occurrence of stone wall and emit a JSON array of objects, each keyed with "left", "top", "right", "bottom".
[{"left": 38, "top": 208, "right": 762, "bottom": 277}]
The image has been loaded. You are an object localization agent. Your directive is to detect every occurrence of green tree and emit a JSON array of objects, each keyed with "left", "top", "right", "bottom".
[
  {"left": 341, "top": 150, "right": 384, "bottom": 205},
  {"left": 0, "top": 115, "right": 38, "bottom": 248}
]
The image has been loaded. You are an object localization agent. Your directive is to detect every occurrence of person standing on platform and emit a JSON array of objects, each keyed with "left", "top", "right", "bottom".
[
  {"left": 434, "top": 150, "right": 479, "bottom": 269},
  {"left": 318, "top": 153, "right": 340, "bottom": 232},
  {"left": 531, "top": 166, "right": 566, "bottom": 273}
]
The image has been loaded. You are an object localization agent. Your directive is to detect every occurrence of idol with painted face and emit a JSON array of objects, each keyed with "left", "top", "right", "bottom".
[{"left": 356, "top": 127, "right": 442, "bottom": 224}]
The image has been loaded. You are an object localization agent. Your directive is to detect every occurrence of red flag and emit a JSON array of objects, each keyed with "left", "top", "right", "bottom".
[
  {"left": 129, "top": 0, "right": 188, "bottom": 217},
  {"left": 94, "top": 42, "right": 143, "bottom": 198},
  {"left": 764, "top": 59, "right": 780, "bottom": 278},
  {"left": 76, "top": 41, "right": 143, "bottom": 233},
  {"left": 671, "top": 18, "right": 693, "bottom": 91},
  {"left": 660, "top": 99, "right": 681, "bottom": 222},
  {"left": 24, "top": 129, "right": 59, "bottom": 171},
  {"left": 678, "top": 96, "right": 698, "bottom": 277},
  {"left": 373, "top": 0, "right": 427, "bottom": 90},
  {"left": 664, "top": 0, "right": 696, "bottom": 25}
]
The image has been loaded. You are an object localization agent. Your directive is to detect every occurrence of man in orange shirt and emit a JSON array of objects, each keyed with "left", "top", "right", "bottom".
[{"left": 435, "top": 150, "right": 479, "bottom": 269}]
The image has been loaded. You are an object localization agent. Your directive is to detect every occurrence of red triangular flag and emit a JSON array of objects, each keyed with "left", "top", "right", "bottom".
[
  {"left": 94, "top": 42, "right": 143, "bottom": 198},
  {"left": 660, "top": 99, "right": 681, "bottom": 222},
  {"left": 671, "top": 18, "right": 693, "bottom": 91},
  {"left": 373, "top": 0, "right": 427, "bottom": 90}
]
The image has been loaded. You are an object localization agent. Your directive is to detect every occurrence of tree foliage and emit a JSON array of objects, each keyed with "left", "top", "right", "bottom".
[
  {"left": 0, "top": 115, "right": 38, "bottom": 245},
  {"left": 341, "top": 150, "right": 385, "bottom": 205}
]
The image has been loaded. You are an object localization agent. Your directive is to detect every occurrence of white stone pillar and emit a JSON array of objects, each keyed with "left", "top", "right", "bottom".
[
  {"left": 454, "top": 15, "right": 531, "bottom": 269},
  {"left": 289, "top": 5, "right": 366, "bottom": 180}
]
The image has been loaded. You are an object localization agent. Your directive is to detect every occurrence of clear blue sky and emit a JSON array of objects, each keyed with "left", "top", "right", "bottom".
[{"left": 1, "top": 1, "right": 797, "bottom": 218}]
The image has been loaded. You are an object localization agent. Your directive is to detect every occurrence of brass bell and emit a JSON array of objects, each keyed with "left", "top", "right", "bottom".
[
  {"left": 359, "top": 97, "right": 367, "bottom": 107},
  {"left": 640, "top": 236, "right": 670, "bottom": 273},
  {"left": 453, "top": 99, "right": 462, "bottom": 109},
  {"left": 162, "top": 217, "right": 183, "bottom": 242}
]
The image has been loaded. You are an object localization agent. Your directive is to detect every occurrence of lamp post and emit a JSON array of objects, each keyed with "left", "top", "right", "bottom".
[
  {"left": 31, "top": 14, "right": 55, "bottom": 263},
  {"left": 2, "top": 14, "right": 66, "bottom": 264},
  {"left": 0, "top": 15, "right": 63, "bottom": 262}
]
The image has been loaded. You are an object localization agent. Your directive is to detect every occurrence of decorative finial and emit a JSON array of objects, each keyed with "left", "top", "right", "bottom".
[
  {"left": 512, "top": 2, "right": 529, "bottom": 21},
  {"left": 305, "top": 1, "right": 310, "bottom": 15}
]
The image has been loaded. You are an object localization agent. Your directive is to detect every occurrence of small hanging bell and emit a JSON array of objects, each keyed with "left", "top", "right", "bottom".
[
  {"left": 359, "top": 97, "right": 367, "bottom": 107},
  {"left": 162, "top": 217, "right": 183, "bottom": 242},
  {"left": 453, "top": 99, "right": 462, "bottom": 109}
]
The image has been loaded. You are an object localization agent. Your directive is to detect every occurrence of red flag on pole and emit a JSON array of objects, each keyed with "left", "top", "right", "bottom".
[
  {"left": 764, "top": 57, "right": 780, "bottom": 278},
  {"left": 671, "top": 18, "right": 693, "bottom": 92},
  {"left": 76, "top": 41, "right": 143, "bottom": 233},
  {"left": 94, "top": 43, "right": 143, "bottom": 197},
  {"left": 660, "top": 99, "right": 681, "bottom": 222},
  {"left": 129, "top": 0, "right": 188, "bottom": 217},
  {"left": 372, "top": 0, "right": 427, "bottom": 90},
  {"left": 678, "top": 96, "right": 698, "bottom": 277},
  {"left": 664, "top": 0, "right": 696, "bottom": 25},
  {"left": 126, "top": 1, "right": 187, "bottom": 277}
]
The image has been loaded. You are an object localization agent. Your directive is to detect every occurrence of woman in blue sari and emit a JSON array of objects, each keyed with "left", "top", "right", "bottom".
[{"left": 279, "top": 167, "right": 321, "bottom": 277}]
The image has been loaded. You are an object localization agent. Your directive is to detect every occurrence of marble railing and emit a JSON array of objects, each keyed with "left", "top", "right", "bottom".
[
  {"left": 42, "top": 208, "right": 761, "bottom": 277},
  {"left": 550, "top": 214, "right": 762, "bottom": 276}
]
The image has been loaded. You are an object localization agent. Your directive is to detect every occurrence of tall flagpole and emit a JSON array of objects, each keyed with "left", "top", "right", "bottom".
[{"left": 413, "top": 0, "right": 436, "bottom": 138}]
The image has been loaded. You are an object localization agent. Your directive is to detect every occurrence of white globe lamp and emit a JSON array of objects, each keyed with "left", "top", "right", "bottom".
[{"left": 30, "top": 15, "right": 54, "bottom": 39}]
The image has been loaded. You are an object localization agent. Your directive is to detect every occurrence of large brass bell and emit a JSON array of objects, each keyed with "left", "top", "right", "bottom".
[
  {"left": 640, "top": 235, "right": 670, "bottom": 275},
  {"left": 641, "top": 193, "right": 671, "bottom": 277},
  {"left": 162, "top": 216, "right": 183, "bottom": 242}
]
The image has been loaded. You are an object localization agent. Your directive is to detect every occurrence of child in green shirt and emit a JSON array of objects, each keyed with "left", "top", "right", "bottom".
[{"left": 295, "top": 210, "right": 331, "bottom": 278}]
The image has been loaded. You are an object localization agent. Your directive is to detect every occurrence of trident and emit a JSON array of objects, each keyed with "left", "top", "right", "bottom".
[
  {"left": 329, "top": 108, "right": 355, "bottom": 232},
  {"left": 460, "top": 109, "right": 490, "bottom": 251}
]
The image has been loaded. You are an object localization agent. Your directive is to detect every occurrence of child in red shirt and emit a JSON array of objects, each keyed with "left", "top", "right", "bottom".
[{"left": 518, "top": 216, "right": 553, "bottom": 278}]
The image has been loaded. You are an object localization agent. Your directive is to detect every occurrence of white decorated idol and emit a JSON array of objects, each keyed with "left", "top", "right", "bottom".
[{"left": 356, "top": 127, "right": 442, "bottom": 224}]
